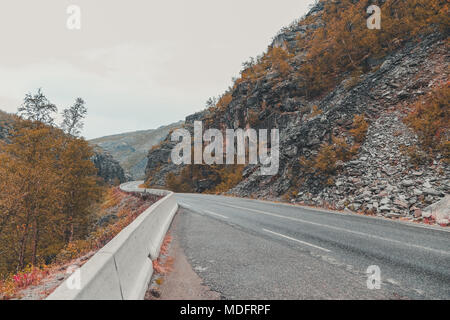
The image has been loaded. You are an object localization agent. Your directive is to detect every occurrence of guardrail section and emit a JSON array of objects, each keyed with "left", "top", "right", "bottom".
[{"left": 47, "top": 182, "right": 178, "bottom": 300}]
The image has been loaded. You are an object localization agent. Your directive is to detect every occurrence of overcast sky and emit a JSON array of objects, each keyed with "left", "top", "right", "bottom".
[{"left": 0, "top": 0, "right": 315, "bottom": 139}]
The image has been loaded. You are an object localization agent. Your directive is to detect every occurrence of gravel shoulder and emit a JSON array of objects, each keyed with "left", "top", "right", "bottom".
[{"left": 145, "top": 212, "right": 221, "bottom": 300}]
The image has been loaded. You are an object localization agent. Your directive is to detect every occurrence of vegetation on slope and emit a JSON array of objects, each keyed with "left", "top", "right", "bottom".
[
  {"left": 0, "top": 90, "right": 103, "bottom": 276},
  {"left": 166, "top": 164, "right": 244, "bottom": 194},
  {"left": 403, "top": 82, "right": 449, "bottom": 164},
  {"left": 150, "top": 0, "right": 448, "bottom": 193},
  {"left": 0, "top": 188, "right": 159, "bottom": 300},
  {"left": 231, "top": 0, "right": 449, "bottom": 98}
]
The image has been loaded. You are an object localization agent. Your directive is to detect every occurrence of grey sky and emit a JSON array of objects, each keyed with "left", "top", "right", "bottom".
[{"left": 0, "top": 0, "right": 315, "bottom": 139}]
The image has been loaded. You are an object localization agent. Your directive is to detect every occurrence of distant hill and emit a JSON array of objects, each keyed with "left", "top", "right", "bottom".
[{"left": 90, "top": 121, "right": 183, "bottom": 180}]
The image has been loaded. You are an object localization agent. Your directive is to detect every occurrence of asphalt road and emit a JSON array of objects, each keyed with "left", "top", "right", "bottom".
[
  {"left": 173, "top": 193, "right": 450, "bottom": 300},
  {"left": 121, "top": 181, "right": 450, "bottom": 299}
]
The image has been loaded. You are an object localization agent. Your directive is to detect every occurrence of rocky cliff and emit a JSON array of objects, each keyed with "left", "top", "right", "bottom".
[
  {"left": 145, "top": 0, "right": 449, "bottom": 224},
  {"left": 90, "top": 147, "right": 128, "bottom": 185}
]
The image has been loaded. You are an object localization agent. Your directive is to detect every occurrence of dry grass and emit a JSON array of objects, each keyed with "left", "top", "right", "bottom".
[{"left": 152, "top": 234, "right": 174, "bottom": 275}]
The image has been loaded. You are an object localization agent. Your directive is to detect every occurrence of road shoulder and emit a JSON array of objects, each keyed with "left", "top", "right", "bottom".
[{"left": 145, "top": 212, "right": 221, "bottom": 300}]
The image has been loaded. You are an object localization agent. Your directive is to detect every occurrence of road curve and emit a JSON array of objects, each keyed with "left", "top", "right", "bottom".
[{"left": 124, "top": 182, "right": 450, "bottom": 299}]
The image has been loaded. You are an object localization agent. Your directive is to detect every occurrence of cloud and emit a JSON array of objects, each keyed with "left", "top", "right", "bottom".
[{"left": 0, "top": 0, "right": 315, "bottom": 138}]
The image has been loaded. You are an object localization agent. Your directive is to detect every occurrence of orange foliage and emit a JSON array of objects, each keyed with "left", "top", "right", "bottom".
[
  {"left": 299, "top": 0, "right": 449, "bottom": 97},
  {"left": 0, "top": 265, "right": 50, "bottom": 300},
  {"left": 101, "top": 187, "right": 126, "bottom": 210},
  {"left": 216, "top": 93, "right": 233, "bottom": 110},
  {"left": 349, "top": 114, "right": 369, "bottom": 143},
  {"left": 166, "top": 164, "right": 244, "bottom": 194},
  {"left": 152, "top": 234, "right": 174, "bottom": 275},
  {"left": 0, "top": 188, "right": 157, "bottom": 299},
  {"left": 299, "top": 136, "right": 357, "bottom": 182},
  {"left": 404, "top": 83, "right": 450, "bottom": 162},
  {"left": 210, "top": 165, "right": 244, "bottom": 194},
  {"left": 267, "top": 47, "right": 293, "bottom": 76}
]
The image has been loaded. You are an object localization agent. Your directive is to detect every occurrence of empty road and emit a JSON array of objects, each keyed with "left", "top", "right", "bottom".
[
  {"left": 123, "top": 182, "right": 450, "bottom": 299},
  {"left": 173, "top": 193, "right": 450, "bottom": 299}
]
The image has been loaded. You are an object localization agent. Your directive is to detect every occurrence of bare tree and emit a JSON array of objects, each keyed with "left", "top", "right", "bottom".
[
  {"left": 205, "top": 97, "right": 218, "bottom": 109},
  {"left": 17, "top": 88, "right": 57, "bottom": 125},
  {"left": 61, "top": 98, "right": 87, "bottom": 136},
  {"left": 242, "top": 57, "right": 256, "bottom": 70}
]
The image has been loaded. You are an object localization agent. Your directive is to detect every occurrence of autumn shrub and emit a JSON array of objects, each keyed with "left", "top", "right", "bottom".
[
  {"left": 210, "top": 165, "right": 244, "bottom": 194},
  {"left": 166, "top": 171, "right": 195, "bottom": 193},
  {"left": 0, "top": 278, "right": 16, "bottom": 300},
  {"left": 344, "top": 70, "right": 364, "bottom": 89},
  {"left": 311, "top": 144, "right": 338, "bottom": 176},
  {"left": 216, "top": 93, "right": 233, "bottom": 110},
  {"left": 268, "top": 47, "right": 293, "bottom": 76},
  {"left": 282, "top": 187, "right": 298, "bottom": 202},
  {"left": 166, "top": 164, "right": 244, "bottom": 194},
  {"left": 399, "top": 144, "right": 430, "bottom": 166},
  {"left": 234, "top": 45, "right": 293, "bottom": 87},
  {"left": 404, "top": 83, "right": 449, "bottom": 162},
  {"left": 299, "top": 136, "right": 357, "bottom": 183},
  {"left": 222, "top": 0, "right": 448, "bottom": 113},
  {"left": 0, "top": 265, "right": 49, "bottom": 300},
  {"left": 349, "top": 114, "right": 369, "bottom": 143},
  {"left": 54, "top": 240, "right": 92, "bottom": 264},
  {"left": 101, "top": 187, "right": 125, "bottom": 210},
  {"left": 440, "top": 140, "right": 450, "bottom": 164},
  {"left": 333, "top": 136, "right": 359, "bottom": 162}
]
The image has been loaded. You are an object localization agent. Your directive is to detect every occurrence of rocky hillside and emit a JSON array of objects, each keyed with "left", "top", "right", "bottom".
[
  {"left": 90, "top": 121, "right": 183, "bottom": 180},
  {"left": 145, "top": 0, "right": 449, "bottom": 223}
]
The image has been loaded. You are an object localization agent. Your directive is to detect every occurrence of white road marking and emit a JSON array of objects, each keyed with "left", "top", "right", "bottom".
[
  {"left": 180, "top": 202, "right": 229, "bottom": 219},
  {"left": 182, "top": 193, "right": 450, "bottom": 233},
  {"left": 203, "top": 210, "right": 229, "bottom": 219},
  {"left": 263, "top": 229, "right": 331, "bottom": 253},
  {"left": 223, "top": 203, "right": 450, "bottom": 256}
]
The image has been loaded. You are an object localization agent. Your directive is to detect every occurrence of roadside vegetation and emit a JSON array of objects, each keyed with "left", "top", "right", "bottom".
[
  {"left": 0, "top": 187, "right": 159, "bottom": 299},
  {"left": 166, "top": 164, "right": 244, "bottom": 194},
  {"left": 0, "top": 89, "right": 158, "bottom": 299},
  {"left": 403, "top": 82, "right": 449, "bottom": 164},
  {"left": 0, "top": 89, "right": 100, "bottom": 276}
]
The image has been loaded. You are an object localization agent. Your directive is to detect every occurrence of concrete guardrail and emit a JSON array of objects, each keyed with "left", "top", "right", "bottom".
[{"left": 47, "top": 181, "right": 178, "bottom": 300}]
